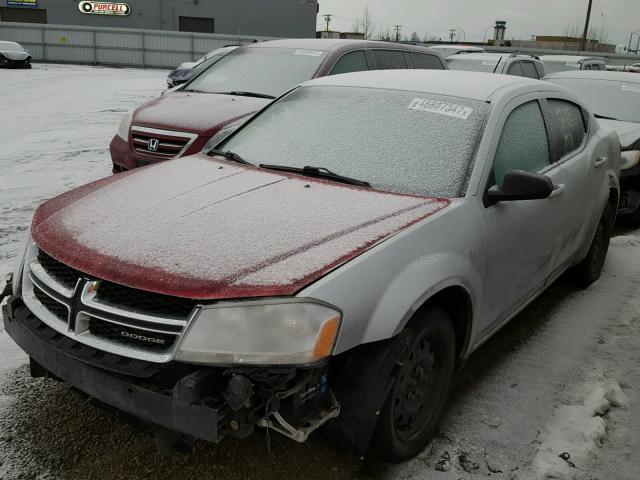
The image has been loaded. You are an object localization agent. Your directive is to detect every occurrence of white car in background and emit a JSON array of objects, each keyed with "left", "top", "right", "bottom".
[{"left": 0, "top": 40, "right": 32, "bottom": 69}]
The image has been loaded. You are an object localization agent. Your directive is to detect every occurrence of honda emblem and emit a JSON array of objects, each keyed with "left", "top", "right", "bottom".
[{"left": 148, "top": 138, "right": 159, "bottom": 152}]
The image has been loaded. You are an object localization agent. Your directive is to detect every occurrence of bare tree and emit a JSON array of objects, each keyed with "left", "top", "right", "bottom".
[
  {"left": 355, "top": 4, "right": 375, "bottom": 40},
  {"left": 410, "top": 31, "right": 420, "bottom": 42},
  {"left": 564, "top": 18, "right": 609, "bottom": 51}
]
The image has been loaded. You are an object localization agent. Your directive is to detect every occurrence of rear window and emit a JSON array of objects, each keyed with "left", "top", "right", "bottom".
[
  {"left": 186, "top": 47, "right": 327, "bottom": 97},
  {"left": 221, "top": 85, "right": 489, "bottom": 197},
  {"left": 411, "top": 52, "right": 444, "bottom": 70},
  {"left": 548, "top": 99, "right": 586, "bottom": 159},
  {"left": 521, "top": 62, "right": 539, "bottom": 79},
  {"left": 507, "top": 62, "right": 523, "bottom": 76},
  {"left": 372, "top": 50, "right": 408, "bottom": 70}
]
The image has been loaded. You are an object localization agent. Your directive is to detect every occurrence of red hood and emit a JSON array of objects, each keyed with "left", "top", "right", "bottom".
[
  {"left": 133, "top": 92, "right": 270, "bottom": 134},
  {"left": 32, "top": 155, "right": 450, "bottom": 300}
]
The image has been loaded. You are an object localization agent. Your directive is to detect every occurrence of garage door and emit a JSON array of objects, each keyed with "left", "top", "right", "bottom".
[
  {"left": 179, "top": 16, "right": 214, "bottom": 33},
  {"left": 0, "top": 7, "right": 47, "bottom": 23}
]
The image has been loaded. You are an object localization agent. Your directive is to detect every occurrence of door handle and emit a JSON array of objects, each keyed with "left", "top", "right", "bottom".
[
  {"left": 594, "top": 156, "right": 608, "bottom": 168},
  {"left": 549, "top": 183, "right": 566, "bottom": 198}
]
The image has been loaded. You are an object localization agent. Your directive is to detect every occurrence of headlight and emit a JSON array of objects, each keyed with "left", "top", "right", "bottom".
[
  {"left": 177, "top": 300, "right": 341, "bottom": 365},
  {"left": 11, "top": 227, "right": 32, "bottom": 297},
  {"left": 116, "top": 110, "right": 134, "bottom": 140},
  {"left": 621, "top": 150, "right": 640, "bottom": 170}
]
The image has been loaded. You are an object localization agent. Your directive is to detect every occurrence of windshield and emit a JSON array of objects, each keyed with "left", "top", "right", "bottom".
[
  {"left": 185, "top": 47, "right": 327, "bottom": 97},
  {"left": 446, "top": 57, "right": 500, "bottom": 73},
  {"left": 192, "top": 51, "right": 229, "bottom": 73},
  {"left": 547, "top": 78, "right": 640, "bottom": 123},
  {"left": 220, "top": 86, "right": 488, "bottom": 197}
]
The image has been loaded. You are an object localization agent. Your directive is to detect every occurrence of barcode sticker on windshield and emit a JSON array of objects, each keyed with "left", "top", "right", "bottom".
[
  {"left": 294, "top": 49, "right": 324, "bottom": 57},
  {"left": 622, "top": 84, "right": 640, "bottom": 93},
  {"left": 408, "top": 98, "right": 473, "bottom": 120}
]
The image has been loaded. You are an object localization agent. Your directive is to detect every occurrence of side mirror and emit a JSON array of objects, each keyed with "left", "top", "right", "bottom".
[{"left": 487, "top": 170, "right": 554, "bottom": 203}]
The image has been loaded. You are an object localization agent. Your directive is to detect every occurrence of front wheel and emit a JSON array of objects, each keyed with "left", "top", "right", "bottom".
[
  {"left": 370, "top": 308, "right": 456, "bottom": 462},
  {"left": 573, "top": 202, "right": 614, "bottom": 288}
]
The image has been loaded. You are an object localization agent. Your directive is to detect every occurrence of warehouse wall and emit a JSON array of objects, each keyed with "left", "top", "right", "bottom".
[{"left": 0, "top": 0, "right": 318, "bottom": 38}]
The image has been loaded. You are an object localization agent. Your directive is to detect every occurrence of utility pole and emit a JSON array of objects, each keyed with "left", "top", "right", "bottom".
[
  {"left": 449, "top": 29, "right": 456, "bottom": 43},
  {"left": 324, "top": 14, "right": 333, "bottom": 33},
  {"left": 394, "top": 25, "right": 402, "bottom": 42},
  {"left": 580, "top": 0, "right": 593, "bottom": 52}
]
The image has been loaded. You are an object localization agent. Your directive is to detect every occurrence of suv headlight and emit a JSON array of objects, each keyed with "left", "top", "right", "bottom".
[
  {"left": 177, "top": 300, "right": 341, "bottom": 365},
  {"left": 116, "top": 110, "right": 134, "bottom": 141},
  {"left": 12, "top": 227, "right": 33, "bottom": 297}
]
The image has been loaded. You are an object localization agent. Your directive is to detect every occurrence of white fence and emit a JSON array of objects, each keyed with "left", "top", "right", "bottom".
[{"left": 0, "top": 21, "right": 279, "bottom": 68}]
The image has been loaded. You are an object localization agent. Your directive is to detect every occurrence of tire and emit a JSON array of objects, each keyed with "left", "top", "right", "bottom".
[
  {"left": 0, "top": 55, "right": 8, "bottom": 68},
  {"left": 573, "top": 202, "right": 614, "bottom": 288},
  {"left": 370, "top": 308, "right": 456, "bottom": 462},
  {"left": 624, "top": 203, "right": 640, "bottom": 227}
]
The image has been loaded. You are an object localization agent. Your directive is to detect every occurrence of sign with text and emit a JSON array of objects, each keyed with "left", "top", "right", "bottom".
[
  {"left": 78, "top": 1, "right": 130, "bottom": 16},
  {"left": 7, "top": 0, "right": 38, "bottom": 7}
]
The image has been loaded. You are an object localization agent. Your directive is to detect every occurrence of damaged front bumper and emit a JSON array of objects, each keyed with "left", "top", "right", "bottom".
[{"left": 2, "top": 297, "right": 339, "bottom": 449}]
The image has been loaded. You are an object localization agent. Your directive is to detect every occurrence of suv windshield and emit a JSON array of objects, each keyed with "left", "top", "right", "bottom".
[
  {"left": 185, "top": 47, "right": 327, "bottom": 98},
  {"left": 220, "top": 86, "right": 488, "bottom": 197},
  {"left": 547, "top": 78, "right": 640, "bottom": 123}
]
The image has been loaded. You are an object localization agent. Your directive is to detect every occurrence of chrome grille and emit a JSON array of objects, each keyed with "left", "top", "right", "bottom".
[
  {"left": 130, "top": 126, "right": 197, "bottom": 159},
  {"left": 22, "top": 249, "right": 200, "bottom": 363}
]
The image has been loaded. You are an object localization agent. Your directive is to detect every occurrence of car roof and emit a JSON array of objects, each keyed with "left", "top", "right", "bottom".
[
  {"left": 539, "top": 55, "right": 605, "bottom": 63},
  {"left": 0, "top": 40, "right": 22, "bottom": 49},
  {"left": 430, "top": 45, "right": 484, "bottom": 51},
  {"left": 544, "top": 70, "right": 640, "bottom": 83},
  {"left": 302, "top": 70, "right": 547, "bottom": 101},
  {"left": 250, "top": 38, "right": 438, "bottom": 53}
]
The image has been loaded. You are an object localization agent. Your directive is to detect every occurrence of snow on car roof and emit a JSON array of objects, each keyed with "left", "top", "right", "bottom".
[
  {"left": 544, "top": 70, "right": 640, "bottom": 83},
  {"left": 304, "top": 69, "right": 541, "bottom": 101},
  {"left": 0, "top": 40, "right": 25, "bottom": 52}
]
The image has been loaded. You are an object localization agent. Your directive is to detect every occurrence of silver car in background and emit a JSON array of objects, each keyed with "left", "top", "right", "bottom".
[{"left": 446, "top": 52, "right": 545, "bottom": 78}]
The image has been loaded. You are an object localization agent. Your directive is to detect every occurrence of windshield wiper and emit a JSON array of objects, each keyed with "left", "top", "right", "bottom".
[
  {"left": 259, "top": 164, "right": 370, "bottom": 188},
  {"left": 208, "top": 149, "right": 253, "bottom": 165},
  {"left": 594, "top": 113, "right": 620, "bottom": 121},
  {"left": 225, "top": 91, "right": 276, "bottom": 99}
]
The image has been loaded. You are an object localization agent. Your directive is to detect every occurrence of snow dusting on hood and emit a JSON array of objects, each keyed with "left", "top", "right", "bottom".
[
  {"left": 31, "top": 155, "right": 449, "bottom": 299},
  {"left": 133, "top": 91, "right": 269, "bottom": 134}
]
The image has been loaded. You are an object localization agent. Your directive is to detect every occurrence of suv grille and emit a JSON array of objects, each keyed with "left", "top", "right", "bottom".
[{"left": 131, "top": 127, "right": 196, "bottom": 159}]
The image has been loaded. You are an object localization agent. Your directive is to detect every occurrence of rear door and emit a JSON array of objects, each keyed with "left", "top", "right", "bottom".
[
  {"left": 543, "top": 97, "right": 609, "bottom": 264},
  {"left": 480, "top": 95, "right": 569, "bottom": 334}
]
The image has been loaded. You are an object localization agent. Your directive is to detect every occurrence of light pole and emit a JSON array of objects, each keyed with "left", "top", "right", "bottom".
[{"left": 483, "top": 26, "right": 493, "bottom": 43}]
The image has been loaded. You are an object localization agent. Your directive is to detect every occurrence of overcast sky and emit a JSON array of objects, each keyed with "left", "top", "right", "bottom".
[{"left": 316, "top": 0, "right": 637, "bottom": 47}]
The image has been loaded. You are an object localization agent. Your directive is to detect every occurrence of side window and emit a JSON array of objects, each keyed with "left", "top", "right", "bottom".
[
  {"left": 548, "top": 99, "right": 586, "bottom": 159},
  {"left": 521, "top": 62, "right": 539, "bottom": 79},
  {"left": 411, "top": 52, "right": 444, "bottom": 70},
  {"left": 583, "top": 64, "right": 592, "bottom": 70},
  {"left": 493, "top": 101, "right": 550, "bottom": 187},
  {"left": 372, "top": 49, "right": 408, "bottom": 70},
  {"left": 506, "top": 61, "right": 523, "bottom": 76},
  {"left": 329, "top": 50, "right": 368, "bottom": 75},
  {"left": 598, "top": 63, "right": 606, "bottom": 71}
]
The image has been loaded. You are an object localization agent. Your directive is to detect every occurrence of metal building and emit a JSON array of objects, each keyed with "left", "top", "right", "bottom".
[{"left": 0, "top": 0, "right": 318, "bottom": 38}]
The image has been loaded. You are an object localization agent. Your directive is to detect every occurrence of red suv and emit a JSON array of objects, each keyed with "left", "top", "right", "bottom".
[{"left": 109, "top": 39, "right": 447, "bottom": 172}]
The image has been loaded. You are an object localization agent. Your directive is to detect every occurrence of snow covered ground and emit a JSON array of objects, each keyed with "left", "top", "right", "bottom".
[{"left": 1, "top": 65, "right": 640, "bottom": 479}]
